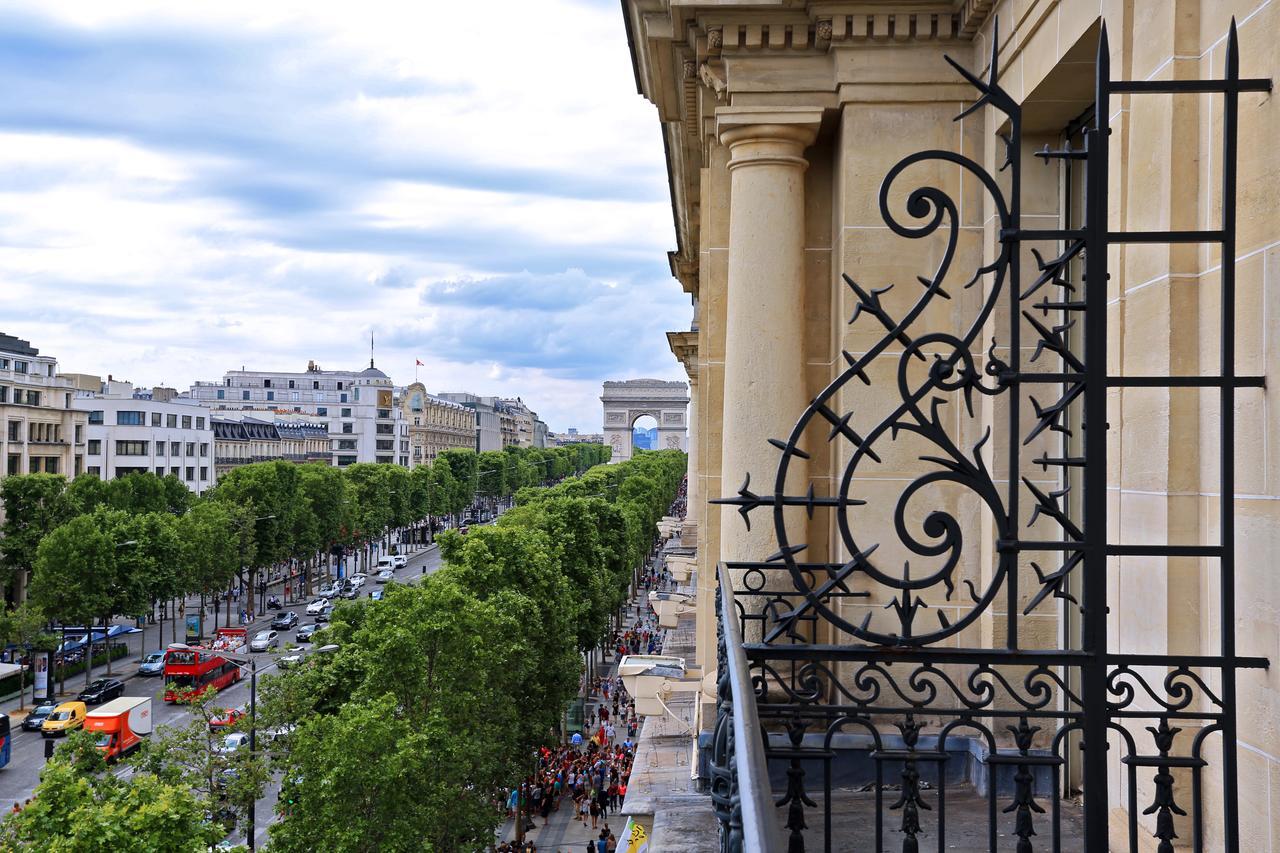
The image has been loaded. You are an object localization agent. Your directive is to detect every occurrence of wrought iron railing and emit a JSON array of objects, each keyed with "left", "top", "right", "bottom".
[
  {"left": 708, "top": 17, "right": 1270, "bottom": 853},
  {"left": 711, "top": 562, "right": 782, "bottom": 852}
]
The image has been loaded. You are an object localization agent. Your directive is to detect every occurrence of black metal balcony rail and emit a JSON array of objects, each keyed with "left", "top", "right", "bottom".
[
  {"left": 711, "top": 562, "right": 782, "bottom": 852},
  {"left": 709, "top": 17, "right": 1270, "bottom": 853}
]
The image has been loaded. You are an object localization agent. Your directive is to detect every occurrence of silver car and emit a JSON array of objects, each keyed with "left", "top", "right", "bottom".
[{"left": 249, "top": 630, "right": 279, "bottom": 652}]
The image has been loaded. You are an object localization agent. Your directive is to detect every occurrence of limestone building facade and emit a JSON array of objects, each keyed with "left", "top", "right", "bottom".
[
  {"left": 627, "top": 0, "right": 1280, "bottom": 847},
  {"left": 400, "top": 383, "right": 475, "bottom": 466},
  {"left": 0, "top": 334, "right": 85, "bottom": 481}
]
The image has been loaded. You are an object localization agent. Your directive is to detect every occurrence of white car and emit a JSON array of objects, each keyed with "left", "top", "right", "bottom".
[
  {"left": 278, "top": 653, "right": 304, "bottom": 670},
  {"left": 391, "top": 555, "right": 408, "bottom": 569},
  {"left": 306, "top": 598, "right": 330, "bottom": 616},
  {"left": 317, "top": 583, "right": 339, "bottom": 599},
  {"left": 348, "top": 574, "right": 366, "bottom": 590},
  {"left": 216, "top": 732, "right": 251, "bottom": 755},
  {"left": 375, "top": 557, "right": 393, "bottom": 572},
  {"left": 375, "top": 570, "right": 394, "bottom": 584}
]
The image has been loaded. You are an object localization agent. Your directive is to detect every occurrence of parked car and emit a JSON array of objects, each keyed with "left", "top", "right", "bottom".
[
  {"left": 317, "top": 583, "right": 339, "bottom": 599},
  {"left": 375, "top": 570, "right": 394, "bottom": 584},
  {"left": 306, "top": 598, "right": 330, "bottom": 616},
  {"left": 278, "top": 653, "right": 304, "bottom": 670},
  {"left": 249, "top": 630, "right": 279, "bottom": 653},
  {"left": 391, "top": 555, "right": 408, "bottom": 569},
  {"left": 348, "top": 574, "right": 366, "bottom": 589},
  {"left": 77, "top": 678, "right": 125, "bottom": 705},
  {"left": 296, "top": 624, "right": 318, "bottom": 643},
  {"left": 339, "top": 587, "right": 358, "bottom": 600},
  {"left": 314, "top": 606, "right": 334, "bottom": 624},
  {"left": 22, "top": 702, "right": 58, "bottom": 731},
  {"left": 270, "top": 611, "right": 299, "bottom": 631},
  {"left": 42, "top": 701, "right": 88, "bottom": 737},
  {"left": 370, "top": 589, "right": 384, "bottom": 602},
  {"left": 209, "top": 708, "right": 244, "bottom": 730},
  {"left": 138, "top": 650, "right": 167, "bottom": 676},
  {"left": 215, "top": 732, "right": 251, "bottom": 755}
]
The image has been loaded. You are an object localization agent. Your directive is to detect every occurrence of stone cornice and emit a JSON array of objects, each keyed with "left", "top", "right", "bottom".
[{"left": 666, "top": 330, "right": 700, "bottom": 380}]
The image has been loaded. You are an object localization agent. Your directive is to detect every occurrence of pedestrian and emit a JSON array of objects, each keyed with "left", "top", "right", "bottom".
[
  {"left": 9, "top": 802, "right": 18, "bottom": 814},
  {"left": 578, "top": 794, "right": 590, "bottom": 825},
  {"left": 589, "top": 797, "right": 600, "bottom": 829}
]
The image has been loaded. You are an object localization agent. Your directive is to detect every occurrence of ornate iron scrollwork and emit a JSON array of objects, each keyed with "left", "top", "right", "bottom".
[{"left": 712, "top": 15, "right": 1271, "bottom": 853}]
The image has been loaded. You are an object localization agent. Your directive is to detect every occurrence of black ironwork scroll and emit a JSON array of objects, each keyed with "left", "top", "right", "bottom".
[{"left": 712, "top": 16, "right": 1271, "bottom": 853}]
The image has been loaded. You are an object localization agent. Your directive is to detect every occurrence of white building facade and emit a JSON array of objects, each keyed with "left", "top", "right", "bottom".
[
  {"left": 189, "top": 360, "right": 402, "bottom": 467},
  {"left": 0, "top": 334, "right": 86, "bottom": 482},
  {"left": 74, "top": 382, "right": 216, "bottom": 493}
]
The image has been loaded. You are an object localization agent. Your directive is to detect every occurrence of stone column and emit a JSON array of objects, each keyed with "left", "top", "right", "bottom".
[
  {"left": 685, "top": 370, "right": 700, "bottom": 538},
  {"left": 717, "top": 107, "right": 821, "bottom": 565}
]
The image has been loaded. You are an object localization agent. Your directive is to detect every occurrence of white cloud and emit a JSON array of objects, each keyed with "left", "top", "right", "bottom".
[{"left": 0, "top": 0, "right": 688, "bottom": 430}]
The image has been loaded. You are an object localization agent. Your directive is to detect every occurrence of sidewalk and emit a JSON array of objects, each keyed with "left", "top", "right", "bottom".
[{"left": 496, "top": 575, "right": 661, "bottom": 851}]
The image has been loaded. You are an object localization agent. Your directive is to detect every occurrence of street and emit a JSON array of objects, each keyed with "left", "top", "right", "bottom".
[{"left": 0, "top": 538, "right": 451, "bottom": 848}]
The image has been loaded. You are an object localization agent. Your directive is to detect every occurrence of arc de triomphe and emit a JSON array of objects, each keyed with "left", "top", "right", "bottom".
[{"left": 600, "top": 379, "right": 689, "bottom": 462}]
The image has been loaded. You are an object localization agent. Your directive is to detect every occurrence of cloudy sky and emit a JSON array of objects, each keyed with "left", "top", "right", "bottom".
[{"left": 0, "top": 0, "right": 690, "bottom": 432}]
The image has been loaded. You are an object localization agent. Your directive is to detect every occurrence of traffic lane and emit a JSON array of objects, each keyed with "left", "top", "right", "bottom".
[
  {"left": 0, "top": 537, "right": 454, "bottom": 805},
  {"left": 0, "top": 651, "right": 288, "bottom": 805}
]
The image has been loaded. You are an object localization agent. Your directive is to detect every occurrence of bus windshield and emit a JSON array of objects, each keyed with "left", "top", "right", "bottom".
[{"left": 167, "top": 675, "right": 195, "bottom": 688}]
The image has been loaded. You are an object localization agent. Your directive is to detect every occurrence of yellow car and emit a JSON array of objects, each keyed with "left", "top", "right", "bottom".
[{"left": 41, "top": 701, "right": 87, "bottom": 737}]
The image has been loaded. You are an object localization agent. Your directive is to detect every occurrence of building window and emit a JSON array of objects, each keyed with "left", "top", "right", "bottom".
[
  {"left": 341, "top": 408, "right": 352, "bottom": 418},
  {"left": 74, "top": 455, "right": 82, "bottom": 475},
  {"left": 354, "top": 388, "right": 360, "bottom": 401},
  {"left": 170, "top": 441, "right": 180, "bottom": 456},
  {"left": 200, "top": 443, "right": 209, "bottom": 457},
  {"left": 217, "top": 389, "right": 225, "bottom": 400},
  {"left": 6, "top": 421, "right": 18, "bottom": 442},
  {"left": 115, "top": 440, "right": 148, "bottom": 455},
  {"left": 199, "top": 466, "right": 208, "bottom": 481},
  {"left": 376, "top": 439, "right": 394, "bottom": 451},
  {"left": 156, "top": 442, "right": 165, "bottom": 456},
  {"left": 43, "top": 457, "right": 57, "bottom": 474},
  {"left": 185, "top": 466, "right": 194, "bottom": 481},
  {"left": 341, "top": 423, "right": 353, "bottom": 434},
  {"left": 376, "top": 456, "right": 392, "bottom": 464},
  {"left": 0, "top": 387, "right": 7, "bottom": 404},
  {"left": 185, "top": 442, "right": 195, "bottom": 456},
  {"left": 263, "top": 379, "right": 272, "bottom": 388},
  {"left": 224, "top": 378, "right": 231, "bottom": 387},
  {"left": 23, "top": 390, "right": 39, "bottom": 407},
  {"left": 376, "top": 424, "right": 394, "bottom": 435},
  {"left": 86, "top": 464, "right": 100, "bottom": 478},
  {"left": 170, "top": 466, "right": 180, "bottom": 477},
  {"left": 288, "top": 379, "right": 295, "bottom": 389},
  {"left": 156, "top": 466, "right": 165, "bottom": 476},
  {"left": 317, "top": 407, "right": 328, "bottom": 416},
  {"left": 196, "top": 417, "right": 205, "bottom": 430},
  {"left": 182, "top": 415, "right": 192, "bottom": 429},
  {"left": 267, "top": 391, "right": 275, "bottom": 401},
  {"left": 151, "top": 412, "right": 162, "bottom": 427},
  {"left": 337, "top": 439, "right": 357, "bottom": 450},
  {"left": 75, "top": 424, "right": 83, "bottom": 444},
  {"left": 88, "top": 439, "right": 101, "bottom": 455},
  {"left": 165, "top": 414, "right": 176, "bottom": 428},
  {"left": 377, "top": 409, "right": 391, "bottom": 419},
  {"left": 313, "top": 380, "right": 320, "bottom": 390},
  {"left": 337, "top": 455, "right": 356, "bottom": 466},
  {"left": 13, "top": 361, "right": 26, "bottom": 374},
  {"left": 0, "top": 359, "right": 7, "bottom": 369},
  {"left": 340, "top": 393, "right": 348, "bottom": 403},
  {"left": 242, "top": 390, "right": 250, "bottom": 400},
  {"left": 117, "top": 411, "right": 145, "bottom": 426},
  {"left": 88, "top": 410, "right": 103, "bottom": 425},
  {"left": 337, "top": 382, "right": 344, "bottom": 390}
]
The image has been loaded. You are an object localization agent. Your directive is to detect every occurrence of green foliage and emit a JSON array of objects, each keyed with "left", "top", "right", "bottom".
[
  {"left": 0, "top": 473, "right": 72, "bottom": 590},
  {"left": 0, "top": 731, "right": 224, "bottom": 852},
  {"left": 438, "top": 449, "right": 477, "bottom": 515}
]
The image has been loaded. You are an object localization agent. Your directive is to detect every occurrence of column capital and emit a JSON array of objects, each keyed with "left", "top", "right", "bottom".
[{"left": 716, "top": 106, "right": 822, "bottom": 169}]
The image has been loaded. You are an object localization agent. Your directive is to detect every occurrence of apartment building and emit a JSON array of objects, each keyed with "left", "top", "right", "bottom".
[
  {"left": 0, "top": 334, "right": 85, "bottom": 480},
  {"left": 73, "top": 379, "right": 215, "bottom": 493},
  {"left": 400, "top": 383, "right": 474, "bottom": 466},
  {"left": 190, "top": 359, "right": 403, "bottom": 467}
]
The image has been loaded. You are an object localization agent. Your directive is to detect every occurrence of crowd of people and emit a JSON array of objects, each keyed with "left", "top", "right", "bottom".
[{"left": 500, "top": 487, "right": 689, "bottom": 851}]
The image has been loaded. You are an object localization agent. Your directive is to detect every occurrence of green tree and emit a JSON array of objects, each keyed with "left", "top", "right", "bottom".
[
  {"left": 0, "top": 473, "right": 72, "bottom": 599},
  {"left": 179, "top": 501, "right": 251, "bottom": 637},
  {"left": 28, "top": 511, "right": 120, "bottom": 687},
  {"left": 0, "top": 731, "right": 224, "bottom": 852},
  {"left": 438, "top": 449, "right": 477, "bottom": 521}
]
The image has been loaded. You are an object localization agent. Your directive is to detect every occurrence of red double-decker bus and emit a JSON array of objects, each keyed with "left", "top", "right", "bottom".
[{"left": 162, "top": 628, "right": 246, "bottom": 703}]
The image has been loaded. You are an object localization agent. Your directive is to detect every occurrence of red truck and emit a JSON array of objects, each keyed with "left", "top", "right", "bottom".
[{"left": 85, "top": 697, "right": 152, "bottom": 761}]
